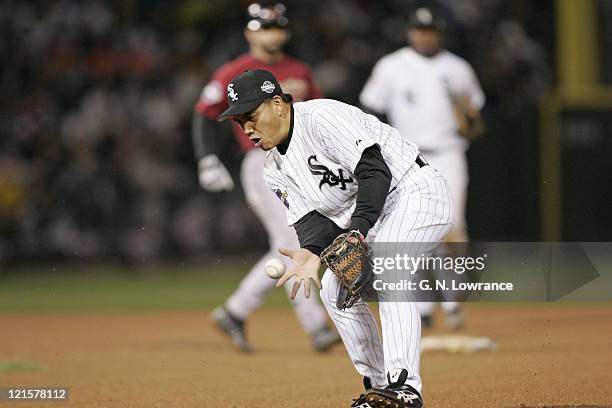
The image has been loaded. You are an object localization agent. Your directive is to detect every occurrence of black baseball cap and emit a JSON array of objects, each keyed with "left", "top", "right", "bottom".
[
  {"left": 408, "top": 7, "right": 446, "bottom": 31},
  {"left": 217, "top": 69, "right": 286, "bottom": 121}
]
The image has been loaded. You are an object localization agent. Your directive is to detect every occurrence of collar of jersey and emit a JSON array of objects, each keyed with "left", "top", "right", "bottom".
[{"left": 276, "top": 103, "right": 294, "bottom": 155}]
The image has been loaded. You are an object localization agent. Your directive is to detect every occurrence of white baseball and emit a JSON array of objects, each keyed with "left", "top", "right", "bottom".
[{"left": 264, "top": 258, "right": 286, "bottom": 279}]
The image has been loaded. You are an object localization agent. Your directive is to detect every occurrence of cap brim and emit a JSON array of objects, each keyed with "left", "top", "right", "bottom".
[{"left": 217, "top": 99, "right": 265, "bottom": 122}]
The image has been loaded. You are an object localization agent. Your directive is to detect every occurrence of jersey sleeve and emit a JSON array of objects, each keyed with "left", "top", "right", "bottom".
[
  {"left": 263, "top": 155, "right": 300, "bottom": 226},
  {"left": 359, "top": 60, "right": 391, "bottom": 114},
  {"left": 263, "top": 155, "right": 312, "bottom": 226},
  {"left": 263, "top": 156, "right": 285, "bottom": 196},
  {"left": 194, "top": 65, "right": 233, "bottom": 120},
  {"left": 447, "top": 59, "right": 485, "bottom": 111},
  {"left": 313, "top": 104, "right": 378, "bottom": 173},
  {"left": 464, "top": 64, "right": 485, "bottom": 110}
]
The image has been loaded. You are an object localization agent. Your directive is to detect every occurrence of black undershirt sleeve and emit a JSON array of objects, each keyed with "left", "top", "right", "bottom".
[
  {"left": 192, "top": 113, "right": 222, "bottom": 160},
  {"left": 294, "top": 211, "right": 344, "bottom": 256},
  {"left": 349, "top": 144, "right": 392, "bottom": 235},
  {"left": 293, "top": 144, "right": 392, "bottom": 255}
]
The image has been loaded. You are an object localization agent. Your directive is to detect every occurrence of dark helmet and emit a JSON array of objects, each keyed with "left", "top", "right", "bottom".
[
  {"left": 246, "top": 2, "right": 289, "bottom": 31},
  {"left": 408, "top": 7, "right": 446, "bottom": 32}
]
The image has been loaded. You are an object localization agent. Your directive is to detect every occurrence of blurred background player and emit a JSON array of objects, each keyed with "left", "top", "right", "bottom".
[
  {"left": 359, "top": 6, "right": 485, "bottom": 329},
  {"left": 192, "top": 2, "right": 340, "bottom": 352}
]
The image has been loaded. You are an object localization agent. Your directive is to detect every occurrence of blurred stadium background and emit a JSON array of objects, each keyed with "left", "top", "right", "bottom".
[
  {"left": 0, "top": 0, "right": 610, "bottom": 271},
  {"left": 1, "top": 2, "right": 612, "bottom": 407}
]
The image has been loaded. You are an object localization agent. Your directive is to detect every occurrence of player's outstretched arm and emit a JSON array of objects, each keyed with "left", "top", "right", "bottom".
[
  {"left": 192, "top": 112, "right": 234, "bottom": 192},
  {"left": 276, "top": 248, "right": 322, "bottom": 299}
]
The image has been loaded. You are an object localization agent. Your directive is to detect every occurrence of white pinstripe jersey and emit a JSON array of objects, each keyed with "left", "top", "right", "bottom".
[{"left": 263, "top": 99, "right": 419, "bottom": 228}]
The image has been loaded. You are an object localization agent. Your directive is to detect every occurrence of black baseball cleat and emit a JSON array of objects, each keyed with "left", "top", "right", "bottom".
[
  {"left": 365, "top": 369, "right": 424, "bottom": 408},
  {"left": 312, "top": 325, "right": 342, "bottom": 352},
  {"left": 211, "top": 306, "right": 253, "bottom": 352},
  {"left": 350, "top": 377, "right": 374, "bottom": 408}
]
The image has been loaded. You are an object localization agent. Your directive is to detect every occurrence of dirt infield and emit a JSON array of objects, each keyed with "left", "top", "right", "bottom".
[{"left": 1, "top": 304, "right": 612, "bottom": 407}]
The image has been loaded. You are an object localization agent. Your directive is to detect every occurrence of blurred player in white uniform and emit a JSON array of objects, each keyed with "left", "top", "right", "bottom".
[
  {"left": 360, "top": 7, "right": 485, "bottom": 329},
  {"left": 192, "top": 2, "right": 339, "bottom": 352}
]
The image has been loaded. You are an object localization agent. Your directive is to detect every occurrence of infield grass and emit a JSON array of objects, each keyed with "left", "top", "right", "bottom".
[
  {"left": 0, "top": 257, "right": 289, "bottom": 313},
  {"left": 1, "top": 254, "right": 610, "bottom": 313}
]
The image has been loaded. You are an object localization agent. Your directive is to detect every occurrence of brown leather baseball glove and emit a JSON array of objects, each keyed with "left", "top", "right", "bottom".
[
  {"left": 452, "top": 94, "right": 485, "bottom": 141},
  {"left": 320, "top": 230, "right": 373, "bottom": 309}
]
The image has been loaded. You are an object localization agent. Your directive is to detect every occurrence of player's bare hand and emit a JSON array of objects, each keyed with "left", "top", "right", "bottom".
[{"left": 276, "top": 248, "right": 322, "bottom": 299}]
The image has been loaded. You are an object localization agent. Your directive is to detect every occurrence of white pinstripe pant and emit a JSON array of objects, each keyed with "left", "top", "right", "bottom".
[
  {"left": 320, "top": 163, "right": 454, "bottom": 392},
  {"left": 416, "top": 149, "right": 467, "bottom": 316}
]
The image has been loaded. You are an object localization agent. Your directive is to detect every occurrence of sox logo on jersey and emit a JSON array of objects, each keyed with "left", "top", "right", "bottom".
[{"left": 307, "top": 155, "right": 353, "bottom": 191}]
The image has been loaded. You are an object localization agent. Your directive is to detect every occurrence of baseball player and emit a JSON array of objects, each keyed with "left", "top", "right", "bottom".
[
  {"left": 193, "top": 2, "right": 339, "bottom": 352},
  {"left": 218, "top": 69, "right": 454, "bottom": 407},
  {"left": 359, "top": 6, "right": 485, "bottom": 329}
]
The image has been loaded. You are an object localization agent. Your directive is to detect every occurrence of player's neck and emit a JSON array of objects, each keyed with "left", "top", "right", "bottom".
[
  {"left": 276, "top": 103, "right": 293, "bottom": 155},
  {"left": 411, "top": 47, "right": 442, "bottom": 59},
  {"left": 250, "top": 47, "right": 284, "bottom": 65}
]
